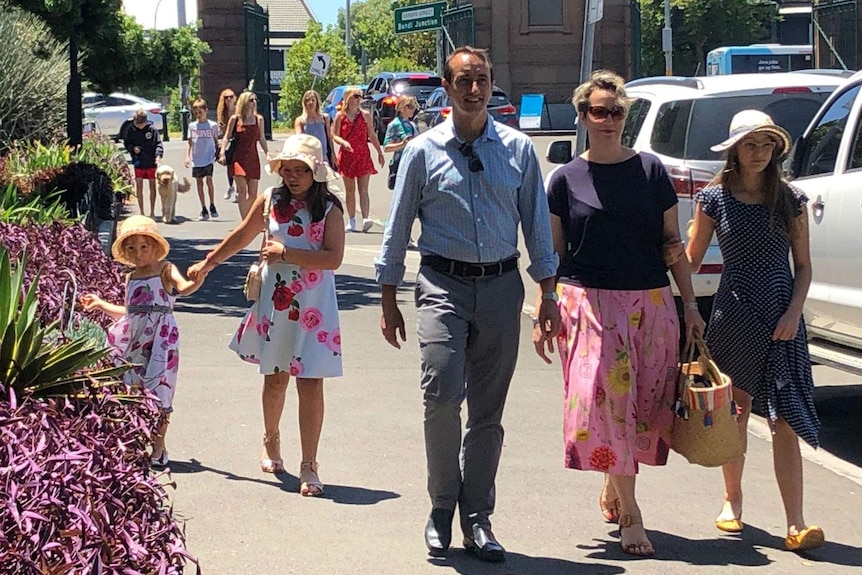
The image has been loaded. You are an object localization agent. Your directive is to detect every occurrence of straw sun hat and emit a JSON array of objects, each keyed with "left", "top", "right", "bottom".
[
  {"left": 265, "top": 133, "right": 338, "bottom": 182},
  {"left": 111, "top": 215, "right": 170, "bottom": 266},
  {"left": 710, "top": 109, "right": 792, "bottom": 160}
]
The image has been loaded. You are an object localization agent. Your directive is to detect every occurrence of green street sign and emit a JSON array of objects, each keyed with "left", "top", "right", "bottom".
[{"left": 394, "top": 1, "right": 446, "bottom": 35}]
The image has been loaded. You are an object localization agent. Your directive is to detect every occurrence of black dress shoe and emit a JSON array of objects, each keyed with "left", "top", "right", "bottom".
[
  {"left": 425, "top": 508, "right": 454, "bottom": 557},
  {"left": 463, "top": 524, "right": 506, "bottom": 563}
]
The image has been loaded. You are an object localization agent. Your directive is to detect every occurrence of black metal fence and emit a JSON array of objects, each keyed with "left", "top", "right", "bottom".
[
  {"left": 244, "top": 1, "right": 273, "bottom": 139},
  {"left": 813, "top": 0, "right": 858, "bottom": 70}
]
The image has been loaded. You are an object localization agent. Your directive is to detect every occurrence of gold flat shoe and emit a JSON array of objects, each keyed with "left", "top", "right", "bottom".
[
  {"left": 785, "top": 526, "right": 825, "bottom": 551},
  {"left": 716, "top": 518, "right": 744, "bottom": 533}
]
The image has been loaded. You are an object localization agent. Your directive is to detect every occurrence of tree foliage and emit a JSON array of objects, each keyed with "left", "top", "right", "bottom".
[
  {"left": 5, "top": 0, "right": 209, "bottom": 93},
  {"left": 278, "top": 21, "right": 361, "bottom": 121},
  {"left": 84, "top": 14, "right": 210, "bottom": 96},
  {"left": 337, "top": 0, "right": 439, "bottom": 72},
  {"left": 639, "top": 0, "right": 775, "bottom": 77}
]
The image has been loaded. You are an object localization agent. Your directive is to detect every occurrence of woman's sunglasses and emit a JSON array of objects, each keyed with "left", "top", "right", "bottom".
[{"left": 586, "top": 105, "right": 625, "bottom": 121}]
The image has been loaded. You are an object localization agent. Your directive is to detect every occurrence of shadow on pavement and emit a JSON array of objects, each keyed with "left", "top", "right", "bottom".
[
  {"left": 579, "top": 523, "right": 861, "bottom": 568},
  {"left": 427, "top": 550, "right": 623, "bottom": 575},
  {"left": 167, "top": 458, "right": 400, "bottom": 506},
  {"left": 813, "top": 384, "right": 862, "bottom": 467}
]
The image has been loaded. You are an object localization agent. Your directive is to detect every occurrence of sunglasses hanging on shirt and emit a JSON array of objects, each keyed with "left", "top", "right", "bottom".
[{"left": 458, "top": 142, "right": 484, "bottom": 173}]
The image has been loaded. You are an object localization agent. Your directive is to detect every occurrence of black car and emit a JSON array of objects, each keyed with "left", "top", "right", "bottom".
[
  {"left": 363, "top": 72, "right": 442, "bottom": 141},
  {"left": 414, "top": 86, "right": 518, "bottom": 133}
]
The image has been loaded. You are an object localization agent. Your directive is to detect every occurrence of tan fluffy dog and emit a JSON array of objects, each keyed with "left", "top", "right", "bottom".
[{"left": 155, "top": 164, "right": 191, "bottom": 224}]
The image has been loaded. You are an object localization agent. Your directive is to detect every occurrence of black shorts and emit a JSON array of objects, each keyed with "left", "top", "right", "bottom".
[{"left": 192, "top": 164, "right": 214, "bottom": 178}]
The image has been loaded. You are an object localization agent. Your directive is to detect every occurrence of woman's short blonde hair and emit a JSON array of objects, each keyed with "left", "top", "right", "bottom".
[
  {"left": 396, "top": 95, "right": 418, "bottom": 114},
  {"left": 571, "top": 70, "right": 632, "bottom": 115},
  {"left": 341, "top": 86, "right": 364, "bottom": 107}
]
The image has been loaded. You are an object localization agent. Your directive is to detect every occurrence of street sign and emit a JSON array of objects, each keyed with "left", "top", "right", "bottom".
[
  {"left": 588, "top": 0, "right": 604, "bottom": 24},
  {"left": 309, "top": 52, "right": 331, "bottom": 78},
  {"left": 394, "top": 1, "right": 446, "bottom": 35}
]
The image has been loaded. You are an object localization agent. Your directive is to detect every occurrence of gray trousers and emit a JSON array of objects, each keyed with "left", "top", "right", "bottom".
[{"left": 415, "top": 266, "right": 524, "bottom": 534}]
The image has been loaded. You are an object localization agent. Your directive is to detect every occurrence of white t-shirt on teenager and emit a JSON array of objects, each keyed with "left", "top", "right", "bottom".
[{"left": 188, "top": 120, "right": 218, "bottom": 167}]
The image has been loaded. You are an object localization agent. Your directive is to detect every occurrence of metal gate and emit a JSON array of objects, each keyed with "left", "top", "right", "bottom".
[
  {"left": 813, "top": 0, "right": 858, "bottom": 70},
  {"left": 443, "top": 3, "right": 475, "bottom": 57},
  {"left": 244, "top": 1, "right": 272, "bottom": 139}
]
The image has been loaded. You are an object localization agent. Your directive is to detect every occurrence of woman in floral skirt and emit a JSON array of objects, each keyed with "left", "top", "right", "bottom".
[{"left": 533, "top": 71, "right": 704, "bottom": 556}]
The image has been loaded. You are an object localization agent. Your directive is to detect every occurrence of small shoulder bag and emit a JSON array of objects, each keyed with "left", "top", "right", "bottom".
[{"left": 243, "top": 189, "right": 272, "bottom": 302}]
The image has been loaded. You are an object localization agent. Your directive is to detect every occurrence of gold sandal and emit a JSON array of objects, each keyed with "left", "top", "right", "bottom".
[
  {"left": 619, "top": 515, "right": 655, "bottom": 557},
  {"left": 299, "top": 460, "right": 324, "bottom": 497},
  {"left": 260, "top": 432, "right": 285, "bottom": 474}
]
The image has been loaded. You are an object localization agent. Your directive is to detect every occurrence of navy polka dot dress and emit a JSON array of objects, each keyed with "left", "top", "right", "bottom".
[{"left": 697, "top": 184, "right": 820, "bottom": 447}]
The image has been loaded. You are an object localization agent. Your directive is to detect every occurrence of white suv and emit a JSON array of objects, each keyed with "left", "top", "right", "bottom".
[
  {"left": 788, "top": 71, "right": 862, "bottom": 374},
  {"left": 549, "top": 72, "right": 846, "bottom": 321}
]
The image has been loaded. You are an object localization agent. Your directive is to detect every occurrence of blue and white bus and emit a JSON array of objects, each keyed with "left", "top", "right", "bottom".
[{"left": 706, "top": 44, "right": 813, "bottom": 76}]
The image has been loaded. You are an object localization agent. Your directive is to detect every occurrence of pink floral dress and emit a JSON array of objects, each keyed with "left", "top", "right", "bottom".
[
  {"left": 107, "top": 269, "right": 179, "bottom": 411},
  {"left": 230, "top": 187, "right": 343, "bottom": 378}
]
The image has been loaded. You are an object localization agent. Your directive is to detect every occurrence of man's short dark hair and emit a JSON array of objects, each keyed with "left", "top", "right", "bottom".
[{"left": 443, "top": 46, "right": 494, "bottom": 83}]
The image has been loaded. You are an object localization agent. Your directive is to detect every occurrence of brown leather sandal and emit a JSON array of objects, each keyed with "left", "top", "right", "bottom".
[
  {"left": 299, "top": 460, "right": 324, "bottom": 496},
  {"left": 619, "top": 515, "right": 655, "bottom": 557}
]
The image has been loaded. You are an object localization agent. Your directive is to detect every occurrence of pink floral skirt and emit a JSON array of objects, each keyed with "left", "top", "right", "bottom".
[{"left": 558, "top": 284, "right": 679, "bottom": 475}]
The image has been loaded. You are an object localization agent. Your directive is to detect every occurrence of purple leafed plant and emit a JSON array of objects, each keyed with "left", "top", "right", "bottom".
[
  {"left": 0, "top": 221, "right": 125, "bottom": 332},
  {"left": 0, "top": 383, "right": 200, "bottom": 573}
]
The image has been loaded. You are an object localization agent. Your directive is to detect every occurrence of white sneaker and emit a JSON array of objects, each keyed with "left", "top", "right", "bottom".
[
  {"left": 362, "top": 218, "right": 374, "bottom": 233},
  {"left": 224, "top": 184, "right": 235, "bottom": 201},
  {"left": 345, "top": 217, "right": 356, "bottom": 232}
]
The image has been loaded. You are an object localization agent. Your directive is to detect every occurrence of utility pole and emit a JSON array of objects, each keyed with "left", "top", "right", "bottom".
[
  {"left": 663, "top": 0, "right": 673, "bottom": 75},
  {"left": 345, "top": 0, "right": 352, "bottom": 52}
]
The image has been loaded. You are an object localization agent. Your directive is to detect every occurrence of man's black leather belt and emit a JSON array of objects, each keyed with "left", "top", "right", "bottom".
[{"left": 421, "top": 255, "right": 518, "bottom": 278}]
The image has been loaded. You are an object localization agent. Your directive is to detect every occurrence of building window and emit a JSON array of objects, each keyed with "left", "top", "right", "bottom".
[{"left": 529, "top": 0, "right": 563, "bottom": 27}]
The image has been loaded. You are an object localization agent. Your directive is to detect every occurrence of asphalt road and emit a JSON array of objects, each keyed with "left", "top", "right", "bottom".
[{"left": 138, "top": 137, "right": 862, "bottom": 574}]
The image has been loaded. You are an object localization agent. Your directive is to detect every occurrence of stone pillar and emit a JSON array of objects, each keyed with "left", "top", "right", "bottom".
[{"left": 198, "top": 0, "right": 247, "bottom": 116}]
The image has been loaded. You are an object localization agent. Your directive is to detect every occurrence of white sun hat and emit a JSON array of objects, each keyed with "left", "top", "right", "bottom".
[
  {"left": 710, "top": 109, "right": 792, "bottom": 160},
  {"left": 265, "top": 133, "right": 338, "bottom": 182}
]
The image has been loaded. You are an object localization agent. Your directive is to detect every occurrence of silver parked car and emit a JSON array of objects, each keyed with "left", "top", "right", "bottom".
[{"left": 83, "top": 92, "right": 164, "bottom": 140}]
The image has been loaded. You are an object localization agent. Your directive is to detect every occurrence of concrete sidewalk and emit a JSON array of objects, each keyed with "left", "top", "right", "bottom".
[{"left": 145, "top": 141, "right": 860, "bottom": 575}]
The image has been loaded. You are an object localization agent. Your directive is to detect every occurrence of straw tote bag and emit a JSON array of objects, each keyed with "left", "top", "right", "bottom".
[{"left": 671, "top": 337, "right": 744, "bottom": 467}]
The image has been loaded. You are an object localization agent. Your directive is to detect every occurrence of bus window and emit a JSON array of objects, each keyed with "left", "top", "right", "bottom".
[{"left": 706, "top": 45, "right": 813, "bottom": 75}]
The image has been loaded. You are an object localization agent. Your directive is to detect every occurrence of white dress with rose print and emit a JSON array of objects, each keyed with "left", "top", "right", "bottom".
[{"left": 229, "top": 187, "right": 342, "bottom": 378}]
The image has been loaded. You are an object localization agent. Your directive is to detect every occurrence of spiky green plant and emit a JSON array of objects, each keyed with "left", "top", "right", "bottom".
[
  {"left": 0, "top": 247, "right": 126, "bottom": 400},
  {"left": 0, "top": 6, "right": 69, "bottom": 151},
  {"left": 0, "top": 183, "right": 72, "bottom": 225}
]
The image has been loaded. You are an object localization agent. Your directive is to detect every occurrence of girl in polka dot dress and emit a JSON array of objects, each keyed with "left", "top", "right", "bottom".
[{"left": 686, "top": 110, "right": 823, "bottom": 552}]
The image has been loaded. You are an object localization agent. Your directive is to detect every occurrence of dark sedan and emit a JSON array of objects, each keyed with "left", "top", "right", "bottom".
[{"left": 414, "top": 86, "right": 518, "bottom": 132}]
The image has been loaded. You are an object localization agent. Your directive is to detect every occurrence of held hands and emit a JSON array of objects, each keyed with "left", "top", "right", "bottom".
[
  {"left": 217, "top": 153, "right": 226, "bottom": 166},
  {"left": 663, "top": 236, "right": 685, "bottom": 266},
  {"left": 532, "top": 299, "right": 562, "bottom": 364},
  {"left": 187, "top": 260, "right": 211, "bottom": 282},
  {"left": 772, "top": 310, "right": 801, "bottom": 341}
]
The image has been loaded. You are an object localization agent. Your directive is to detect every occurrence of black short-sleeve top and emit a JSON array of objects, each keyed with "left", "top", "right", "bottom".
[{"left": 546, "top": 152, "right": 678, "bottom": 290}]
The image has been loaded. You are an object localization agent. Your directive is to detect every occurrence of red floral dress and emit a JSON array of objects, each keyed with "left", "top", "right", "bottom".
[
  {"left": 229, "top": 187, "right": 342, "bottom": 378},
  {"left": 336, "top": 112, "right": 376, "bottom": 178}
]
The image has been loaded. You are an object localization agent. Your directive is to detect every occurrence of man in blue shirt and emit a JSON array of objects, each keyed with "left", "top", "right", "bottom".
[{"left": 375, "top": 46, "right": 560, "bottom": 562}]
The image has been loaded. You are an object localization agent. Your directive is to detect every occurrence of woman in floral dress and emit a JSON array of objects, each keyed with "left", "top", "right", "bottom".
[
  {"left": 533, "top": 71, "right": 704, "bottom": 556},
  {"left": 190, "top": 134, "right": 345, "bottom": 496}
]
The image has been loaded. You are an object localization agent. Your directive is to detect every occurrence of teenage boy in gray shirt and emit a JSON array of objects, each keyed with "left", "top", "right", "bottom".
[{"left": 185, "top": 98, "right": 220, "bottom": 220}]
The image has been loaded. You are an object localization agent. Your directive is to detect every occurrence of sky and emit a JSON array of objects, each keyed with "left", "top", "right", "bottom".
[{"left": 123, "top": 0, "right": 339, "bottom": 30}]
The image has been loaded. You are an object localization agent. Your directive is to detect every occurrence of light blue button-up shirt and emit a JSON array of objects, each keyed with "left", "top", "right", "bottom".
[{"left": 375, "top": 115, "right": 558, "bottom": 286}]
